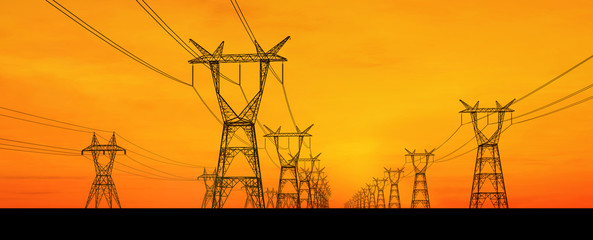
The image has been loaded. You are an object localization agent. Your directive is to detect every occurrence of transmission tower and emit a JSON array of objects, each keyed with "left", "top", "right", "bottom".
[
  {"left": 264, "top": 125, "right": 312, "bottom": 208},
  {"left": 366, "top": 182, "right": 377, "bottom": 208},
  {"left": 406, "top": 148, "right": 434, "bottom": 208},
  {"left": 81, "top": 132, "right": 126, "bottom": 208},
  {"left": 297, "top": 153, "right": 320, "bottom": 208},
  {"left": 460, "top": 99, "right": 515, "bottom": 208},
  {"left": 385, "top": 167, "right": 404, "bottom": 208},
  {"left": 197, "top": 168, "right": 216, "bottom": 208},
  {"left": 188, "top": 36, "right": 290, "bottom": 208},
  {"left": 373, "top": 177, "right": 387, "bottom": 208},
  {"left": 265, "top": 188, "right": 277, "bottom": 208}
]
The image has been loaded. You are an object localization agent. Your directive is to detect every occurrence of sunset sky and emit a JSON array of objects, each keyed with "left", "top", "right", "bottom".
[{"left": 1, "top": 0, "right": 593, "bottom": 208}]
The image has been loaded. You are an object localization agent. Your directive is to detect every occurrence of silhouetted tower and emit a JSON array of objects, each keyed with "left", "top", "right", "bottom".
[
  {"left": 265, "top": 188, "right": 277, "bottom": 208},
  {"left": 188, "top": 36, "right": 290, "bottom": 208},
  {"left": 367, "top": 182, "right": 377, "bottom": 208},
  {"left": 406, "top": 148, "right": 434, "bottom": 208},
  {"left": 197, "top": 168, "right": 216, "bottom": 208},
  {"left": 361, "top": 186, "right": 371, "bottom": 208},
  {"left": 310, "top": 165, "right": 327, "bottom": 208},
  {"left": 460, "top": 99, "right": 515, "bottom": 208},
  {"left": 81, "top": 132, "right": 126, "bottom": 208},
  {"left": 385, "top": 167, "right": 404, "bottom": 208},
  {"left": 298, "top": 153, "right": 320, "bottom": 208},
  {"left": 373, "top": 177, "right": 387, "bottom": 208},
  {"left": 264, "top": 125, "right": 312, "bottom": 208}
]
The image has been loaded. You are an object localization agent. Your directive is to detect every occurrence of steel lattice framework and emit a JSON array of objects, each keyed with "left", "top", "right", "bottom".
[
  {"left": 264, "top": 125, "right": 312, "bottom": 208},
  {"left": 197, "top": 168, "right": 216, "bottom": 208},
  {"left": 385, "top": 167, "right": 404, "bottom": 208},
  {"left": 189, "top": 37, "right": 290, "bottom": 208},
  {"left": 407, "top": 148, "right": 434, "bottom": 208},
  {"left": 460, "top": 99, "right": 515, "bottom": 208},
  {"left": 297, "top": 153, "right": 320, "bottom": 208},
  {"left": 373, "top": 177, "right": 387, "bottom": 208},
  {"left": 81, "top": 132, "right": 126, "bottom": 208},
  {"left": 265, "top": 187, "right": 277, "bottom": 208}
]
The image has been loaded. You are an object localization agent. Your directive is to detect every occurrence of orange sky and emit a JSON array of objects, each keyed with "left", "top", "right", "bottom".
[{"left": 1, "top": 0, "right": 593, "bottom": 208}]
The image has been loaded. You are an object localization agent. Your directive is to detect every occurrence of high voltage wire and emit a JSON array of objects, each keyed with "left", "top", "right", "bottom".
[
  {"left": 430, "top": 53, "right": 593, "bottom": 156},
  {"left": 0, "top": 147, "right": 79, "bottom": 156},
  {"left": 0, "top": 137, "right": 80, "bottom": 152},
  {"left": 0, "top": 105, "right": 210, "bottom": 173},
  {"left": 44, "top": 0, "right": 274, "bottom": 169},
  {"left": 82, "top": 155, "right": 193, "bottom": 181},
  {"left": 45, "top": 0, "right": 190, "bottom": 86}
]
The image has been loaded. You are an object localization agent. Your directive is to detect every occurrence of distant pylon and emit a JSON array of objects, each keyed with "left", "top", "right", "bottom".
[
  {"left": 367, "top": 183, "right": 377, "bottom": 208},
  {"left": 197, "top": 168, "right": 216, "bottom": 208},
  {"left": 264, "top": 125, "right": 313, "bottom": 208},
  {"left": 406, "top": 148, "right": 434, "bottom": 208},
  {"left": 81, "top": 132, "right": 126, "bottom": 208},
  {"left": 460, "top": 99, "right": 515, "bottom": 208},
  {"left": 188, "top": 36, "right": 290, "bottom": 208},
  {"left": 265, "top": 188, "right": 277, "bottom": 208},
  {"left": 297, "top": 153, "right": 320, "bottom": 208},
  {"left": 373, "top": 177, "right": 387, "bottom": 208},
  {"left": 385, "top": 167, "right": 404, "bottom": 208}
]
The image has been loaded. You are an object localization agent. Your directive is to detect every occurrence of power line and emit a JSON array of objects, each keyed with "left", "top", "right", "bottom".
[
  {"left": 0, "top": 143, "right": 77, "bottom": 155},
  {"left": 123, "top": 154, "right": 196, "bottom": 181},
  {"left": 515, "top": 53, "right": 593, "bottom": 103},
  {"left": 514, "top": 94, "right": 593, "bottom": 124},
  {"left": 137, "top": 0, "right": 240, "bottom": 85},
  {"left": 46, "top": 0, "right": 191, "bottom": 86},
  {"left": 0, "top": 137, "right": 80, "bottom": 152},
  {"left": 0, "top": 112, "right": 94, "bottom": 134},
  {"left": 0, "top": 146, "right": 79, "bottom": 156}
]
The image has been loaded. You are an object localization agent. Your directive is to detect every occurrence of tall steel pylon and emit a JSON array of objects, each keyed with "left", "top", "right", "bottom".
[
  {"left": 373, "top": 177, "right": 387, "bottom": 208},
  {"left": 81, "top": 132, "right": 126, "bottom": 208},
  {"left": 197, "top": 168, "right": 216, "bottom": 208},
  {"left": 460, "top": 99, "right": 515, "bottom": 208},
  {"left": 366, "top": 183, "right": 377, "bottom": 208},
  {"left": 406, "top": 148, "right": 434, "bottom": 208},
  {"left": 263, "top": 125, "right": 312, "bottom": 208},
  {"left": 188, "top": 36, "right": 290, "bottom": 208},
  {"left": 297, "top": 153, "right": 320, "bottom": 208},
  {"left": 265, "top": 187, "right": 277, "bottom": 208},
  {"left": 385, "top": 167, "right": 404, "bottom": 208}
]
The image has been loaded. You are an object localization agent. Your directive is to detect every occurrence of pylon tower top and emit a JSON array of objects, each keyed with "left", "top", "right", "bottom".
[
  {"left": 459, "top": 99, "right": 515, "bottom": 113},
  {"left": 188, "top": 36, "right": 290, "bottom": 64}
]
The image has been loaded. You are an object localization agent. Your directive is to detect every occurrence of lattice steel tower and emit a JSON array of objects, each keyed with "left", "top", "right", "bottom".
[
  {"left": 264, "top": 125, "right": 312, "bottom": 208},
  {"left": 188, "top": 36, "right": 290, "bottom": 208},
  {"left": 460, "top": 99, "right": 515, "bottom": 208},
  {"left": 197, "top": 168, "right": 216, "bottom": 208},
  {"left": 366, "top": 183, "right": 377, "bottom": 208},
  {"left": 297, "top": 153, "right": 320, "bottom": 208},
  {"left": 81, "top": 132, "right": 126, "bottom": 208},
  {"left": 265, "top": 188, "right": 277, "bottom": 208},
  {"left": 373, "top": 177, "right": 387, "bottom": 208},
  {"left": 406, "top": 148, "right": 434, "bottom": 208},
  {"left": 385, "top": 167, "right": 404, "bottom": 208}
]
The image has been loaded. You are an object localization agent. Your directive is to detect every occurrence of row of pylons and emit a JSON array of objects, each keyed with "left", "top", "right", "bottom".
[{"left": 345, "top": 99, "right": 515, "bottom": 208}]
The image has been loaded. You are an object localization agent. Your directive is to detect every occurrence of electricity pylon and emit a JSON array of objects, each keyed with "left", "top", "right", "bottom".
[
  {"left": 81, "top": 132, "right": 126, "bottom": 208},
  {"left": 265, "top": 188, "right": 276, "bottom": 208},
  {"left": 367, "top": 182, "right": 377, "bottom": 208},
  {"left": 373, "top": 177, "right": 387, "bottom": 208},
  {"left": 406, "top": 148, "right": 434, "bottom": 208},
  {"left": 264, "top": 125, "right": 312, "bottom": 208},
  {"left": 460, "top": 99, "right": 515, "bottom": 208},
  {"left": 385, "top": 167, "right": 404, "bottom": 208},
  {"left": 297, "top": 153, "right": 320, "bottom": 208},
  {"left": 188, "top": 36, "right": 290, "bottom": 208},
  {"left": 197, "top": 168, "right": 216, "bottom": 208}
]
